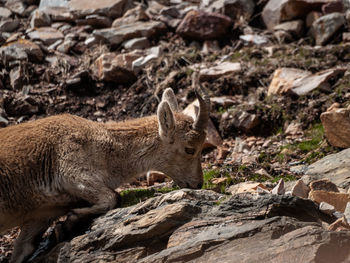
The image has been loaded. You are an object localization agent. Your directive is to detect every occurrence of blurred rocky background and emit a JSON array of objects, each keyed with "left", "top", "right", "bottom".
[{"left": 1, "top": 0, "right": 350, "bottom": 261}]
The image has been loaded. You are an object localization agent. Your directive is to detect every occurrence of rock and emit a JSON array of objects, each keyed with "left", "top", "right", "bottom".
[
  {"left": 309, "top": 190, "right": 350, "bottom": 212},
  {"left": 343, "top": 32, "right": 350, "bottom": 42},
  {"left": 40, "top": 6, "right": 76, "bottom": 22},
  {"left": 6, "top": 1, "right": 27, "bottom": 16},
  {"left": 0, "top": 39, "right": 43, "bottom": 62},
  {"left": 328, "top": 217, "right": 350, "bottom": 231},
  {"left": 271, "top": 179, "right": 285, "bottom": 195},
  {"left": 0, "top": 19, "right": 19, "bottom": 32},
  {"left": 68, "top": 0, "right": 133, "bottom": 19},
  {"left": 112, "top": 5, "right": 149, "bottom": 28},
  {"left": 228, "top": 182, "right": 268, "bottom": 195},
  {"left": 39, "top": 0, "right": 69, "bottom": 8},
  {"left": 201, "top": 40, "right": 220, "bottom": 54},
  {"left": 310, "top": 12, "right": 345, "bottom": 45},
  {"left": 56, "top": 38, "right": 76, "bottom": 53},
  {"left": 93, "top": 21, "right": 166, "bottom": 46},
  {"left": 176, "top": 10, "right": 233, "bottom": 41},
  {"left": 273, "top": 20, "right": 304, "bottom": 39},
  {"left": 30, "top": 10, "right": 51, "bottom": 28},
  {"left": 9, "top": 66, "right": 24, "bottom": 90},
  {"left": 310, "top": 179, "right": 339, "bottom": 192},
  {"left": 0, "top": 7, "right": 12, "bottom": 19},
  {"left": 30, "top": 190, "right": 350, "bottom": 262},
  {"left": 230, "top": 110, "right": 260, "bottom": 132},
  {"left": 201, "top": 0, "right": 255, "bottom": 22},
  {"left": 239, "top": 34, "right": 269, "bottom": 45},
  {"left": 0, "top": 115, "right": 9, "bottom": 127},
  {"left": 198, "top": 61, "right": 241, "bottom": 82},
  {"left": 122, "top": 37, "right": 150, "bottom": 50},
  {"left": 320, "top": 106, "right": 350, "bottom": 148},
  {"left": 4, "top": 95, "right": 40, "bottom": 117},
  {"left": 76, "top": 14, "right": 112, "bottom": 28},
  {"left": 91, "top": 52, "right": 137, "bottom": 84},
  {"left": 319, "top": 202, "right": 336, "bottom": 215},
  {"left": 267, "top": 68, "right": 311, "bottom": 96},
  {"left": 345, "top": 202, "right": 350, "bottom": 222},
  {"left": 183, "top": 100, "right": 223, "bottom": 148},
  {"left": 268, "top": 67, "right": 346, "bottom": 96},
  {"left": 291, "top": 179, "right": 310, "bottom": 198},
  {"left": 27, "top": 26, "right": 64, "bottom": 45},
  {"left": 306, "top": 11, "right": 323, "bottom": 28},
  {"left": 303, "top": 148, "right": 350, "bottom": 190},
  {"left": 262, "top": 0, "right": 339, "bottom": 31},
  {"left": 322, "top": 0, "right": 344, "bottom": 14}
]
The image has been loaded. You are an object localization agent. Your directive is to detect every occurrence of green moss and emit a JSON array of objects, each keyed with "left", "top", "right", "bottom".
[
  {"left": 270, "top": 174, "right": 297, "bottom": 183},
  {"left": 120, "top": 187, "right": 178, "bottom": 207}
]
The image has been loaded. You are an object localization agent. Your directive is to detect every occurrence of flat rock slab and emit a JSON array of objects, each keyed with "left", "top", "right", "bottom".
[
  {"left": 321, "top": 106, "right": 350, "bottom": 148},
  {"left": 27, "top": 27, "right": 64, "bottom": 45},
  {"left": 31, "top": 190, "right": 350, "bottom": 262},
  {"left": 68, "top": 0, "right": 133, "bottom": 19},
  {"left": 93, "top": 21, "right": 166, "bottom": 46},
  {"left": 309, "top": 190, "right": 350, "bottom": 212},
  {"left": 199, "top": 61, "right": 241, "bottom": 82},
  {"left": 303, "top": 148, "right": 350, "bottom": 190},
  {"left": 0, "top": 39, "right": 43, "bottom": 62},
  {"left": 268, "top": 67, "right": 346, "bottom": 96}
]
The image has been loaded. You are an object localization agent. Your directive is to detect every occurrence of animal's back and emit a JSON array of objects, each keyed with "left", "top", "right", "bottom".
[{"left": 0, "top": 114, "right": 101, "bottom": 231}]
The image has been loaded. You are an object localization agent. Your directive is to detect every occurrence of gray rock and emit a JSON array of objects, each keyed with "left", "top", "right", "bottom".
[
  {"left": 345, "top": 202, "right": 350, "bottom": 222},
  {"left": 0, "top": 19, "right": 19, "bottom": 32},
  {"left": 0, "top": 7, "right": 12, "bottom": 18},
  {"left": 33, "top": 191, "right": 349, "bottom": 263},
  {"left": 39, "top": 0, "right": 69, "bottom": 9},
  {"left": 5, "top": 1, "right": 27, "bottom": 16},
  {"left": 30, "top": 10, "right": 52, "bottom": 28},
  {"left": 291, "top": 179, "right": 310, "bottom": 198},
  {"left": 27, "top": 26, "right": 64, "bottom": 45},
  {"left": 303, "top": 148, "right": 350, "bottom": 190},
  {"left": 40, "top": 6, "right": 76, "bottom": 22},
  {"left": 201, "top": 0, "right": 255, "bottom": 22},
  {"left": 93, "top": 21, "right": 166, "bottom": 46},
  {"left": 273, "top": 19, "right": 304, "bottom": 38},
  {"left": 310, "top": 12, "right": 345, "bottom": 45},
  {"left": 271, "top": 179, "right": 285, "bottom": 195},
  {"left": 319, "top": 202, "right": 336, "bottom": 215},
  {"left": 68, "top": 0, "right": 133, "bottom": 19},
  {"left": 56, "top": 39, "right": 76, "bottom": 53},
  {"left": 310, "top": 179, "right": 339, "bottom": 192},
  {"left": 10, "top": 66, "right": 24, "bottom": 90},
  {"left": 0, "top": 115, "right": 9, "bottom": 127},
  {"left": 76, "top": 14, "right": 112, "bottom": 28},
  {"left": 122, "top": 37, "right": 150, "bottom": 50}
]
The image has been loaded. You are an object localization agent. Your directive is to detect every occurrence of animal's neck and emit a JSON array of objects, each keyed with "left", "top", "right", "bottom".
[{"left": 104, "top": 117, "right": 162, "bottom": 183}]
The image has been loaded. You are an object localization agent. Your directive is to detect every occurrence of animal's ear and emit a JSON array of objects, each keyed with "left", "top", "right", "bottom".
[
  {"left": 157, "top": 101, "right": 175, "bottom": 143},
  {"left": 161, "top": 88, "right": 179, "bottom": 112}
]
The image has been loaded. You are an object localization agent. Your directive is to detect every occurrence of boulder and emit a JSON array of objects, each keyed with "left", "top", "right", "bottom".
[
  {"left": 30, "top": 10, "right": 52, "bottom": 28},
  {"left": 68, "top": 0, "right": 133, "bottom": 19},
  {"left": 320, "top": 106, "right": 350, "bottom": 148},
  {"left": 0, "top": 7, "right": 12, "bottom": 19},
  {"left": 32, "top": 191, "right": 350, "bottom": 262},
  {"left": 93, "top": 21, "right": 166, "bottom": 46},
  {"left": 303, "top": 148, "right": 350, "bottom": 190},
  {"left": 310, "top": 12, "right": 345, "bottom": 45},
  {"left": 176, "top": 10, "right": 233, "bottom": 41},
  {"left": 0, "top": 19, "right": 19, "bottom": 32}
]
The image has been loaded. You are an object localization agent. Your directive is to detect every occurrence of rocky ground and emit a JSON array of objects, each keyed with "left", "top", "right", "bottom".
[{"left": 1, "top": 0, "right": 350, "bottom": 261}]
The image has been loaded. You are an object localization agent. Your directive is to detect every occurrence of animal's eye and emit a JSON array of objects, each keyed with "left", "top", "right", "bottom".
[{"left": 185, "top": 147, "right": 195, "bottom": 155}]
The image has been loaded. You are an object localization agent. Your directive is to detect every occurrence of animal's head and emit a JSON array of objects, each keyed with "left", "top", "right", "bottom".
[{"left": 156, "top": 87, "right": 210, "bottom": 189}]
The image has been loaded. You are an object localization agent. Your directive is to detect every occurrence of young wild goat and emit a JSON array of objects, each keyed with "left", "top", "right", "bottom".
[{"left": 0, "top": 87, "right": 209, "bottom": 262}]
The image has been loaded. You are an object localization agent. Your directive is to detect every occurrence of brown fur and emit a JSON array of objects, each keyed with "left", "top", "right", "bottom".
[{"left": 0, "top": 89, "right": 206, "bottom": 262}]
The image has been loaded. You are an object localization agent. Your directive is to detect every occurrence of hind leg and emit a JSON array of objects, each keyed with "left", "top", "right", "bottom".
[{"left": 10, "top": 219, "right": 50, "bottom": 263}]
